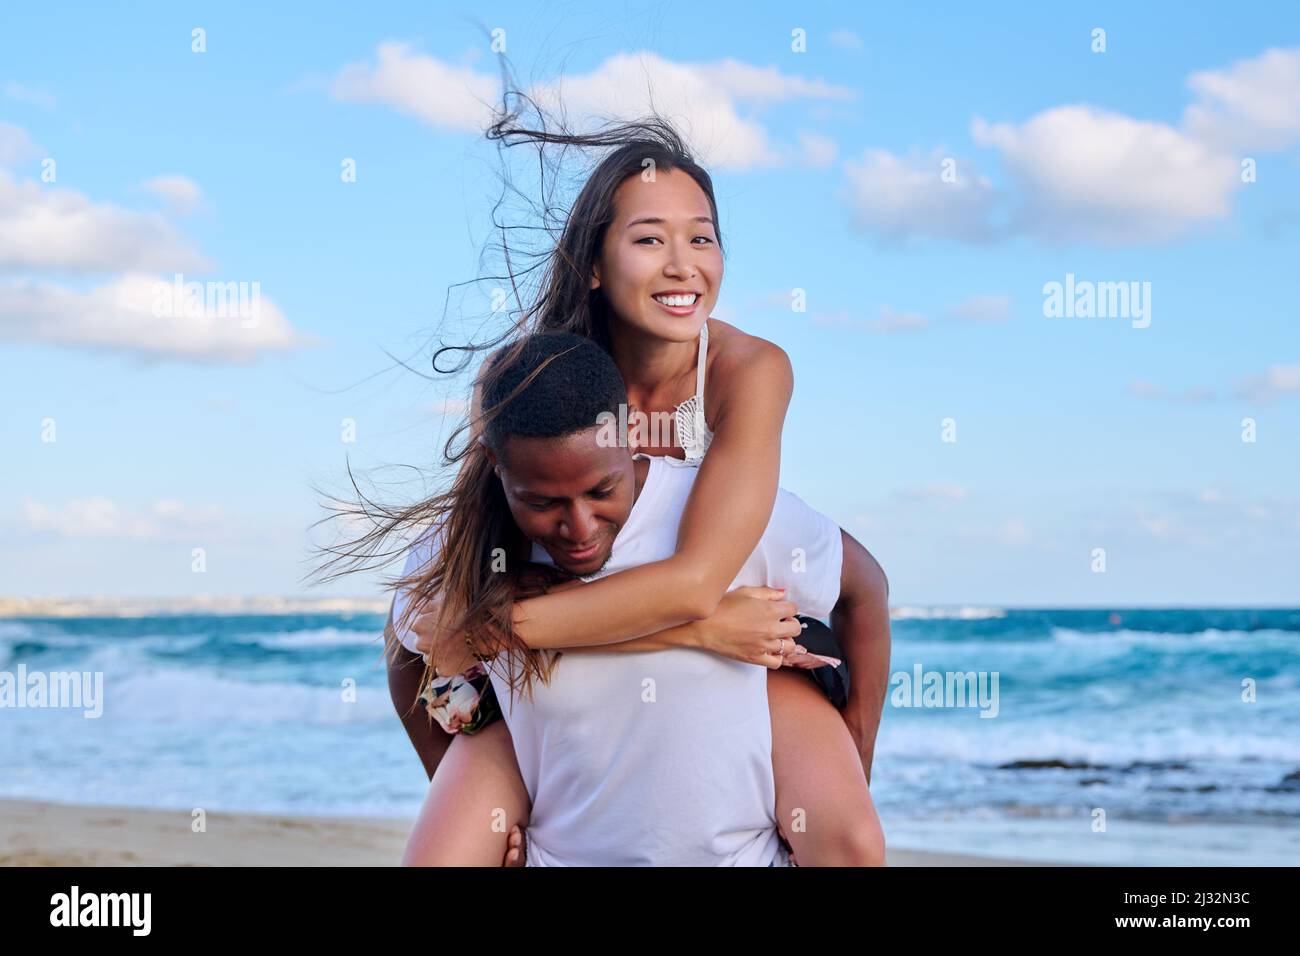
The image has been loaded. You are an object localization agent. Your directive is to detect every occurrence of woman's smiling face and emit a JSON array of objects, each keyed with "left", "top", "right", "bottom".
[{"left": 590, "top": 167, "right": 723, "bottom": 343}]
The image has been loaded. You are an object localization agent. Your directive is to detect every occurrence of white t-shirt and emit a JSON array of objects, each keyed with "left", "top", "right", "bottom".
[
  {"left": 392, "top": 524, "right": 445, "bottom": 656},
  {"left": 498, "top": 454, "right": 842, "bottom": 866}
]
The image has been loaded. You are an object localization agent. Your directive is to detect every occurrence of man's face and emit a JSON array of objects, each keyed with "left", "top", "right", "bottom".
[{"left": 492, "top": 426, "right": 635, "bottom": 576}]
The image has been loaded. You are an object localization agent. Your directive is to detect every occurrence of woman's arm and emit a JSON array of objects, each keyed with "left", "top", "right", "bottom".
[
  {"left": 488, "top": 336, "right": 795, "bottom": 650},
  {"left": 563, "top": 586, "right": 805, "bottom": 661}
]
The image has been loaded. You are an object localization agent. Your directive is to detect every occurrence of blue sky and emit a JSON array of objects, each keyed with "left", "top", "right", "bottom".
[{"left": 2, "top": 1, "right": 1297, "bottom": 605}]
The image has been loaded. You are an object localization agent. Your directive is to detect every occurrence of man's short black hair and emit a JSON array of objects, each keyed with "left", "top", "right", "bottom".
[{"left": 481, "top": 331, "right": 627, "bottom": 453}]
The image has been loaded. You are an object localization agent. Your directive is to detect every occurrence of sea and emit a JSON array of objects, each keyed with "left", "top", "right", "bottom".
[{"left": 1, "top": 606, "right": 1296, "bottom": 865}]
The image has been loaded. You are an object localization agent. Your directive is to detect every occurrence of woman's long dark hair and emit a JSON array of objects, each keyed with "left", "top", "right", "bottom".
[{"left": 306, "top": 54, "right": 725, "bottom": 708}]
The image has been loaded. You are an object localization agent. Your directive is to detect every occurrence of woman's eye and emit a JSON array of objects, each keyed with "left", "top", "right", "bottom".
[{"left": 636, "top": 235, "right": 713, "bottom": 246}]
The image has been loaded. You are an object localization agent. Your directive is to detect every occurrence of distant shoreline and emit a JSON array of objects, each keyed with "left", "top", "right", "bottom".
[
  {"left": 2, "top": 598, "right": 1294, "bottom": 620},
  {"left": 0, "top": 596, "right": 392, "bottom": 618}
]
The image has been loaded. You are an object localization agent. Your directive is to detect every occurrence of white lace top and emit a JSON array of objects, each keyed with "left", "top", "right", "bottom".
[{"left": 672, "top": 322, "right": 714, "bottom": 462}]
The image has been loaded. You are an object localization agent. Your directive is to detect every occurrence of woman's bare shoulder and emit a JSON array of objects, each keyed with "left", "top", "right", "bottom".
[{"left": 705, "top": 318, "right": 793, "bottom": 394}]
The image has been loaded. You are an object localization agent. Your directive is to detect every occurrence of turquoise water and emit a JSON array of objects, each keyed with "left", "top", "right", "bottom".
[{"left": 1, "top": 608, "right": 1296, "bottom": 864}]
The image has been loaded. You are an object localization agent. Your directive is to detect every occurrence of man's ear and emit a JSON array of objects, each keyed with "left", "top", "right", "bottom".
[{"left": 483, "top": 445, "right": 500, "bottom": 475}]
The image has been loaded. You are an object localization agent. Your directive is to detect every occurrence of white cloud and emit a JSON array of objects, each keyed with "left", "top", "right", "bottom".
[
  {"left": 1126, "top": 379, "right": 1219, "bottom": 402},
  {"left": 1130, "top": 365, "right": 1300, "bottom": 404},
  {"left": 896, "top": 483, "right": 969, "bottom": 503},
  {"left": 798, "top": 130, "right": 838, "bottom": 168},
  {"left": 813, "top": 295, "right": 1009, "bottom": 333},
  {"left": 998, "top": 517, "right": 1032, "bottom": 546},
  {"left": 810, "top": 306, "right": 929, "bottom": 332},
  {"left": 0, "top": 167, "right": 209, "bottom": 274},
  {"left": 1127, "top": 379, "right": 1165, "bottom": 400},
  {"left": 0, "top": 120, "right": 42, "bottom": 167},
  {"left": 141, "top": 174, "right": 204, "bottom": 215},
  {"left": 870, "top": 304, "right": 929, "bottom": 332},
  {"left": 1181, "top": 386, "right": 1219, "bottom": 403},
  {"left": 845, "top": 47, "right": 1299, "bottom": 245},
  {"left": 3, "top": 82, "right": 56, "bottom": 109},
  {"left": 950, "top": 293, "right": 1012, "bottom": 322},
  {"left": 331, "top": 44, "right": 854, "bottom": 170},
  {"left": 1184, "top": 47, "right": 1300, "bottom": 152},
  {"left": 809, "top": 310, "right": 869, "bottom": 330},
  {"left": 331, "top": 40, "right": 497, "bottom": 131},
  {"left": 0, "top": 132, "right": 313, "bottom": 365},
  {"left": 430, "top": 397, "right": 470, "bottom": 417},
  {"left": 1236, "top": 363, "right": 1300, "bottom": 403},
  {"left": 531, "top": 52, "right": 852, "bottom": 170},
  {"left": 971, "top": 106, "right": 1239, "bottom": 243},
  {"left": 842, "top": 147, "right": 999, "bottom": 242},
  {"left": 22, "top": 497, "right": 228, "bottom": 541},
  {"left": 827, "top": 30, "right": 865, "bottom": 52},
  {"left": 0, "top": 273, "right": 319, "bottom": 364},
  {"left": 688, "top": 58, "right": 854, "bottom": 105}
]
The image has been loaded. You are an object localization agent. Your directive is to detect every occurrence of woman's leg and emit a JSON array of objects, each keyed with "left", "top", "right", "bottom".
[
  {"left": 401, "top": 718, "right": 532, "bottom": 866},
  {"left": 768, "top": 668, "right": 886, "bottom": 866}
]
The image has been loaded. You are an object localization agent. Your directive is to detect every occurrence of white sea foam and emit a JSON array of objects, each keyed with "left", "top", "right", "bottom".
[
  {"left": 1051, "top": 627, "right": 1297, "bottom": 648},
  {"left": 103, "top": 668, "right": 393, "bottom": 724},
  {"left": 891, "top": 606, "right": 1007, "bottom": 620},
  {"left": 231, "top": 627, "right": 383, "bottom": 650},
  {"left": 875, "top": 721, "right": 1300, "bottom": 763}
]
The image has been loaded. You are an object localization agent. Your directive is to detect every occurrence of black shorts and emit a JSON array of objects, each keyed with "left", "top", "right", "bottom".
[
  {"left": 793, "top": 615, "right": 851, "bottom": 710},
  {"left": 447, "top": 614, "right": 849, "bottom": 735}
]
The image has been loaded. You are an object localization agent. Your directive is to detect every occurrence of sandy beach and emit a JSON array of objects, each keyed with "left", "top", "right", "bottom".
[{"left": 0, "top": 799, "right": 1048, "bottom": 867}]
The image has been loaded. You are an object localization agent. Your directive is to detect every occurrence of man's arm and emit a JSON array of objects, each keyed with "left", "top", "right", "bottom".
[
  {"left": 385, "top": 599, "right": 454, "bottom": 780},
  {"left": 830, "top": 529, "right": 891, "bottom": 784}
]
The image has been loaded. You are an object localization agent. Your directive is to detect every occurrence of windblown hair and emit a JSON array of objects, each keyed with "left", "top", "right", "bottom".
[{"left": 305, "top": 51, "right": 722, "bottom": 715}]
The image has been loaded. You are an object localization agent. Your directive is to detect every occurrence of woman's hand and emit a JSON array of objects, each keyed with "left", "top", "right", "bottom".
[
  {"left": 691, "top": 586, "right": 807, "bottom": 669},
  {"left": 409, "top": 601, "right": 477, "bottom": 677}
]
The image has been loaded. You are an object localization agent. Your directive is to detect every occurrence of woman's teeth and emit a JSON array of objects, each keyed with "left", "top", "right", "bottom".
[{"left": 653, "top": 293, "right": 698, "bottom": 307}]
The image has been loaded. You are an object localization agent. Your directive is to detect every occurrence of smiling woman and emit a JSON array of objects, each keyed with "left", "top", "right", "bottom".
[{"left": 308, "top": 60, "right": 892, "bottom": 867}]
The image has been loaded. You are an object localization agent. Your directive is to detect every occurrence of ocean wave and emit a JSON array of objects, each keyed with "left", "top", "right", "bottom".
[
  {"left": 0, "top": 621, "right": 36, "bottom": 640},
  {"left": 229, "top": 627, "right": 384, "bottom": 650},
  {"left": 891, "top": 606, "right": 1007, "bottom": 620},
  {"left": 2, "top": 633, "right": 211, "bottom": 663},
  {"left": 2, "top": 627, "right": 382, "bottom": 662},
  {"left": 1051, "top": 627, "right": 1298, "bottom": 647},
  {"left": 876, "top": 723, "right": 1300, "bottom": 764},
  {"left": 103, "top": 668, "right": 394, "bottom": 724}
]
